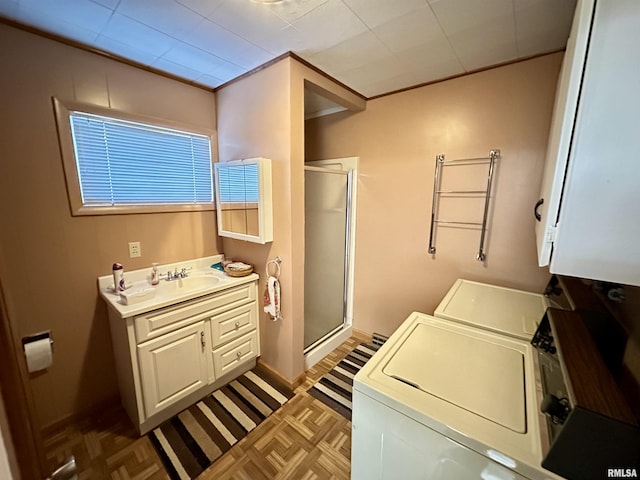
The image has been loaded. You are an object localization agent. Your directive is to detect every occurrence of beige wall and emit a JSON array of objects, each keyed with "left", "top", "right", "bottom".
[
  {"left": 0, "top": 24, "right": 220, "bottom": 428},
  {"left": 306, "top": 53, "right": 563, "bottom": 337},
  {"left": 216, "top": 56, "right": 364, "bottom": 383},
  {"left": 216, "top": 59, "right": 296, "bottom": 380}
]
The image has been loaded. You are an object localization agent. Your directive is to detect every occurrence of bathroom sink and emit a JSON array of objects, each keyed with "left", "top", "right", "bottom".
[
  {"left": 98, "top": 256, "right": 258, "bottom": 318},
  {"left": 155, "top": 274, "right": 221, "bottom": 295}
]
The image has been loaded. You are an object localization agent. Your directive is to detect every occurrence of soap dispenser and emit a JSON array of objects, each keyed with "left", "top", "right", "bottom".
[{"left": 150, "top": 263, "right": 160, "bottom": 285}]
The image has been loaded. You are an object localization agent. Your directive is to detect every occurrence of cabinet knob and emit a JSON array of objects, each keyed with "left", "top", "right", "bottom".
[
  {"left": 236, "top": 351, "right": 242, "bottom": 360},
  {"left": 200, "top": 331, "right": 205, "bottom": 350},
  {"left": 234, "top": 321, "right": 240, "bottom": 330}
]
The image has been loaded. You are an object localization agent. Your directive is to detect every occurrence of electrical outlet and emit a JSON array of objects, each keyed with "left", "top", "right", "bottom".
[{"left": 128, "top": 241, "right": 141, "bottom": 258}]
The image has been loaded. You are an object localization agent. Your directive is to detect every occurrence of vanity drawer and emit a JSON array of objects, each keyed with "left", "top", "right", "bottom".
[
  {"left": 210, "top": 302, "right": 258, "bottom": 347},
  {"left": 212, "top": 331, "right": 259, "bottom": 379},
  {"left": 134, "top": 282, "right": 257, "bottom": 343}
]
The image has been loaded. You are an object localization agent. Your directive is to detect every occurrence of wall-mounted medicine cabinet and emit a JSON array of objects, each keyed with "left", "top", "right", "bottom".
[{"left": 214, "top": 157, "right": 273, "bottom": 244}]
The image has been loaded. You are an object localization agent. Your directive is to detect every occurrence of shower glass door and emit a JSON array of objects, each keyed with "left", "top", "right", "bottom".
[{"left": 304, "top": 166, "right": 351, "bottom": 351}]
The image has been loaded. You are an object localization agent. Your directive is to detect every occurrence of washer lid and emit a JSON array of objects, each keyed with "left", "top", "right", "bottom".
[
  {"left": 382, "top": 322, "right": 526, "bottom": 433},
  {"left": 434, "top": 279, "right": 546, "bottom": 339}
]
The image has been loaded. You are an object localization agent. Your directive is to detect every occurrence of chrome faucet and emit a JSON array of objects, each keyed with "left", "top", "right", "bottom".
[{"left": 165, "top": 267, "right": 191, "bottom": 281}]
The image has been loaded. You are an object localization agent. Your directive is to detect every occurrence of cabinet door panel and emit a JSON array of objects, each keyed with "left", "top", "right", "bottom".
[
  {"left": 138, "top": 321, "right": 208, "bottom": 418},
  {"left": 551, "top": 0, "right": 640, "bottom": 285},
  {"left": 535, "top": 0, "right": 594, "bottom": 266}
]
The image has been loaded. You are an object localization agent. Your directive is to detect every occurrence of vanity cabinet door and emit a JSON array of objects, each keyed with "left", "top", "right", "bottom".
[{"left": 138, "top": 321, "right": 209, "bottom": 418}]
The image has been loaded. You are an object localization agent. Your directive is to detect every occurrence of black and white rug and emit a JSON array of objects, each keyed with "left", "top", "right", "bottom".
[
  {"left": 149, "top": 367, "right": 294, "bottom": 480},
  {"left": 307, "top": 343, "right": 379, "bottom": 421}
]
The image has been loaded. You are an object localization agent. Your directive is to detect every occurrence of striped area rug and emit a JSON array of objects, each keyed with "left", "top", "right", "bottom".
[
  {"left": 308, "top": 343, "right": 379, "bottom": 421},
  {"left": 149, "top": 367, "right": 294, "bottom": 480}
]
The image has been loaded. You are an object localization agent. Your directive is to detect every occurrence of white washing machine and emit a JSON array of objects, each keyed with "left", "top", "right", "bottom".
[
  {"left": 434, "top": 279, "right": 548, "bottom": 340},
  {"left": 351, "top": 312, "right": 561, "bottom": 480}
]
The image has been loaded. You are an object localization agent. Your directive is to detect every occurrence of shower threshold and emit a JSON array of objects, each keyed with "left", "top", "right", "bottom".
[{"left": 304, "top": 323, "right": 352, "bottom": 370}]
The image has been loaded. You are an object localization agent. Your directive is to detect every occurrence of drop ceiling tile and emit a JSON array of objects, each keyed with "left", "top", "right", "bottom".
[
  {"left": 205, "top": 0, "right": 291, "bottom": 47},
  {"left": 252, "top": 24, "right": 308, "bottom": 56},
  {"left": 343, "top": 0, "right": 429, "bottom": 28},
  {"left": 17, "top": 0, "right": 113, "bottom": 34},
  {"left": 446, "top": 17, "right": 518, "bottom": 71},
  {"left": 305, "top": 30, "right": 391, "bottom": 74},
  {"left": 90, "top": 0, "right": 120, "bottom": 9},
  {"left": 0, "top": 0, "right": 18, "bottom": 15},
  {"left": 429, "top": 0, "right": 518, "bottom": 72},
  {"left": 100, "top": 13, "right": 178, "bottom": 57},
  {"left": 4, "top": 3, "right": 102, "bottom": 45},
  {"left": 175, "top": 0, "right": 225, "bottom": 18},
  {"left": 373, "top": 6, "right": 445, "bottom": 53},
  {"left": 161, "top": 42, "right": 244, "bottom": 82},
  {"left": 93, "top": 34, "right": 162, "bottom": 66},
  {"left": 117, "top": 0, "right": 204, "bottom": 39},
  {"left": 265, "top": 0, "right": 330, "bottom": 23},
  {"left": 355, "top": 70, "right": 421, "bottom": 97},
  {"left": 396, "top": 43, "right": 465, "bottom": 82},
  {"left": 336, "top": 54, "right": 414, "bottom": 90},
  {"left": 151, "top": 56, "right": 205, "bottom": 81},
  {"left": 183, "top": 18, "right": 272, "bottom": 68},
  {"left": 193, "top": 73, "right": 225, "bottom": 87},
  {"left": 515, "top": 0, "right": 576, "bottom": 57},
  {"left": 292, "top": 0, "right": 368, "bottom": 53},
  {"left": 428, "top": 0, "right": 514, "bottom": 35},
  {"left": 228, "top": 44, "right": 274, "bottom": 70}
]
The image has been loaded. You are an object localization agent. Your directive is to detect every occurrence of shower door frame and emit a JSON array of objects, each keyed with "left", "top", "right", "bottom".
[{"left": 303, "top": 157, "right": 358, "bottom": 369}]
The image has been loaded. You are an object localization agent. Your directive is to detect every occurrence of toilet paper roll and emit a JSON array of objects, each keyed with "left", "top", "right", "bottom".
[{"left": 24, "top": 337, "right": 53, "bottom": 373}]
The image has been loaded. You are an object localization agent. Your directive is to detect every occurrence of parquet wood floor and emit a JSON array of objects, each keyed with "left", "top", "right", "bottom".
[{"left": 43, "top": 332, "right": 369, "bottom": 479}]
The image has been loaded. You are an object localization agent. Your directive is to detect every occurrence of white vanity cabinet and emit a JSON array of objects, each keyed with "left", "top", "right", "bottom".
[
  {"left": 106, "top": 278, "right": 260, "bottom": 435},
  {"left": 535, "top": 0, "right": 640, "bottom": 286}
]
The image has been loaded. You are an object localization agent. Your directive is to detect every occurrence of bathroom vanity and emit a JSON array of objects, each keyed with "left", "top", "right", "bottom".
[{"left": 98, "top": 256, "right": 260, "bottom": 434}]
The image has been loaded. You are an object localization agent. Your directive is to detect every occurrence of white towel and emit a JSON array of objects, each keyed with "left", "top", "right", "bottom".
[{"left": 263, "top": 276, "right": 282, "bottom": 321}]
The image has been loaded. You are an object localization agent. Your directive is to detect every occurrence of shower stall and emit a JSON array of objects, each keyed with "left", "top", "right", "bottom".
[{"left": 304, "top": 158, "right": 356, "bottom": 368}]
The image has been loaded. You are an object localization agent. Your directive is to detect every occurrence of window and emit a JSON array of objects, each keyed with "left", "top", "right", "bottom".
[{"left": 53, "top": 98, "right": 215, "bottom": 215}]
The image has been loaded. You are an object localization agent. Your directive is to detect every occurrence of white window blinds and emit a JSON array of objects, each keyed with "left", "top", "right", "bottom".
[{"left": 69, "top": 112, "right": 213, "bottom": 206}]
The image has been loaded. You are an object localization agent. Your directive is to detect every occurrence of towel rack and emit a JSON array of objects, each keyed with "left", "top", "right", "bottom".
[
  {"left": 266, "top": 256, "right": 282, "bottom": 278},
  {"left": 428, "top": 149, "right": 500, "bottom": 261}
]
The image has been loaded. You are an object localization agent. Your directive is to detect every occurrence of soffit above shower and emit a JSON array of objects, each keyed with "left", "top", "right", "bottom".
[{"left": 304, "top": 88, "right": 347, "bottom": 120}]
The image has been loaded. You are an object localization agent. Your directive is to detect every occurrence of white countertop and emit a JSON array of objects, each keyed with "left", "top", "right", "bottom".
[{"left": 98, "top": 255, "right": 259, "bottom": 318}]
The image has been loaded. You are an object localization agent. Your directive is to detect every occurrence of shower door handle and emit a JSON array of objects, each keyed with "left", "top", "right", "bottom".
[{"left": 534, "top": 198, "right": 544, "bottom": 221}]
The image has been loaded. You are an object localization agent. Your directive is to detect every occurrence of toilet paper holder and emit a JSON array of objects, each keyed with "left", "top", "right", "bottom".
[
  {"left": 22, "top": 331, "right": 54, "bottom": 373},
  {"left": 22, "top": 331, "right": 54, "bottom": 350}
]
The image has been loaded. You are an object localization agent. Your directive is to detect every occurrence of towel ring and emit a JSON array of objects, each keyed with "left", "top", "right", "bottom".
[{"left": 266, "top": 256, "right": 282, "bottom": 278}]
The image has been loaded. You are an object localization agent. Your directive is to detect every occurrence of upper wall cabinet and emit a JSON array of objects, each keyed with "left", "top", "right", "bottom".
[
  {"left": 214, "top": 157, "right": 273, "bottom": 244},
  {"left": 535, "top": 0, "right": 640, "bottom": 287}
]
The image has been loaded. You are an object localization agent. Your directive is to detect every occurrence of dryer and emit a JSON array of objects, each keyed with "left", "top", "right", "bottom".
[{"left": 434, "top": 279, "right": 548, "bottom": 340}]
